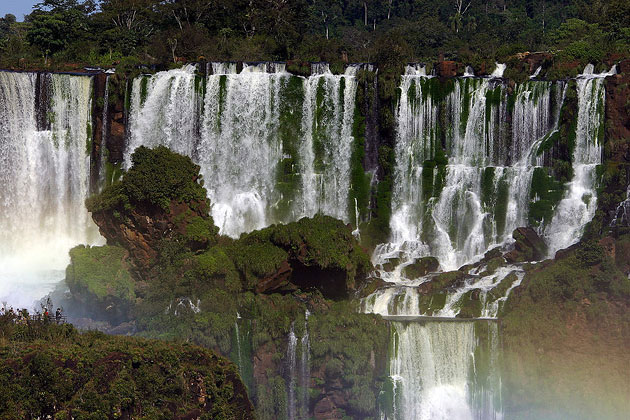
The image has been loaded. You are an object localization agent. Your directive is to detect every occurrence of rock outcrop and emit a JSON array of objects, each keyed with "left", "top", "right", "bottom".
[
  {"left": 86, "top": 145, "right": 218, "bottom": 275},
  {"left": 0, "top": 319, "right": 254, "bottom": 419},
  {"left": 505, "top": 227, "right": 548, "bottom": 263}
]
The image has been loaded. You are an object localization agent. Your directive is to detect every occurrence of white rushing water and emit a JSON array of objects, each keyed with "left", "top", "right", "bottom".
[
  {"left": 544, "top": 65, "right": 609, "bottom": 255},
  {"left": 0, "top": 71, "right": 101, "bottom": 308},
  {"left": 199, "top": 62, "right": 288, "bottom": 236},
  {"left": 388, "top": 321, "right": 502, "bottom": 420},
  {"left": 299, "top": 64, "right": 358, "bottom": 221},
  {"left": 127, "top": 63, "right": 359, "bottom": 238},
  {"left": 387, "top": 70, "right": 563, "bottom": 275},
  {"left": 126, "top": 64, "right": 202, "bottom": 166}
]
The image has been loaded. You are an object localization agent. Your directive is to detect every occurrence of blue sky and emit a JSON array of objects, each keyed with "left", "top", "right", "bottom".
[{"left": 0, "top": 1, "right": 38, "bottom": 21}]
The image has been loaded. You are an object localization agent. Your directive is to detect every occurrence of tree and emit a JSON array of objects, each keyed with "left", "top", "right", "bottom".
[
  {"left": 97, "top": 0, "right": 158, "bottom": 54},
  {"left": 26, "top": 1, "right": 95, "bottom": 59},
  {"left": 309, "top": 0, "right": 344, "bottom": 39},
  {"left": 158, "top": 0, "right": 214, "bottom": 31},
  {"left": 449, "top": 0, "right": 473, "bottom": 33}
]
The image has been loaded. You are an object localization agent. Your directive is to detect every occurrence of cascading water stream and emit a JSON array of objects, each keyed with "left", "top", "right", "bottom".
[
  {"left": 388, "top": 321, "right": 502, "bottom": 420},
  {"left": 0, "top": 71, "right": 101, "bottom": 307},
  {"left": 299, "top": 310, "right": 310, "bottom": 419},
  {"left": 287, "top": 322, "right": 298, "bottom": 420},
  {"left": 544, "top": 65, "right": 609, "bottom": 255},
  {"left": 126, "top": 64, "right": 202, "bottom": 167}
]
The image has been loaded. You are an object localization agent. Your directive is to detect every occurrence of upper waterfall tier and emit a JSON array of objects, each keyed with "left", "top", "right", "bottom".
[
  {"left": 126, "top": 64, "right": 360, "bottom": 237},
  {"left": 0, "top": 71, "right": 101, "bottom": 307},
  {"left": 364, "top": 65, "right": 611, "bottom": 326},
  {"left": 389, "top": 75, "right": 565, "bottom": 272}
]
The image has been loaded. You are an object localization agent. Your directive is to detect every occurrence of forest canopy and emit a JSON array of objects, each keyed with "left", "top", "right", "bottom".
[{"left": 0, "top": 0, "right": 629, "bottom": 70}]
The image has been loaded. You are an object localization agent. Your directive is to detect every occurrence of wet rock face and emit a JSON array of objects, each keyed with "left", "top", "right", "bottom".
[
  {"left": 91, "top": 199, "right": 214, "bottom": 273},
  {"left": 604, "top": 60, "right": 630, "bottom": 164},
  {"left": 505, "top": 227, "right": 548, "bottom": 263}
]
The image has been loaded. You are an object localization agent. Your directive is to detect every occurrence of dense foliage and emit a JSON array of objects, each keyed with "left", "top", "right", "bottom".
[
  {"left": 0, "top": 316, "right": 253, "bottom": 419},
  {"left": 87, "top": 145, "right": 209, "bottom": 212},
  {"left": 1, "top": 1, "right": 629, "bottom": 71}
]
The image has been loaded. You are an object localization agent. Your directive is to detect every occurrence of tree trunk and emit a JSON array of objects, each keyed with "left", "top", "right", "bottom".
[{"left": 364, "top": 2, "right": 368, "bottom": 26}]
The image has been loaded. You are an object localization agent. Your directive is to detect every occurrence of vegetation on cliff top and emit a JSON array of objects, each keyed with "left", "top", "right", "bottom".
[
  {"left": 87, "top": 145, "right": 209, "bottom": 213},
  {"left": 1, "top": 1, "right": 629, "bottom": 76},
  {"left": 0, "top": 315, "right": 254, "bottom": 420}
]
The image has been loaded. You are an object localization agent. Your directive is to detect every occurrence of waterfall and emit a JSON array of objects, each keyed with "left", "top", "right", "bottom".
[
  {"left": 299, "top": 65, "right": 358, "bottom": 221},
  {"left": 0, "top": 71, "right": 101, "bottom": 308},
  {"left": 387, "top": 321, "right": 502, "bottom": 420},
  {"left": 126, "top": 64, "right": 202, "bottom": 167},
  {"left": 126, "top": 63, "right": 359, "bottom": 237},
  {"left": 385, "top": 75, "right": 562, "bottom": 275},
  {"left": 287, "top": 322, "right": 298, "bottom": 420},
  {"left": 199, "top": 62, "right": 288, "bottom": 236},
  {"left": 490, "top": 63, "right": 506, "bottom": 78},
  {"left": 544, "top": 66, "right": 607, "bottom": 255}
]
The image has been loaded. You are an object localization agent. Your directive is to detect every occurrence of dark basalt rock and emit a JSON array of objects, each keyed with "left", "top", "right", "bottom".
[
  {"left": 505, "top": 227, "right": 548, "bottom": 263},
  {"left": 401, "top": 256, "right": 440, "bottom": 279}
]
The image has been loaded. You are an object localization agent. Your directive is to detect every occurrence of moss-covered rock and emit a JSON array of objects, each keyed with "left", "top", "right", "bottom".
[
  {"left": 401, "top": 256, "right": 440, "bottom": 279},
  {"left": 0, "top": 318, "right": 254, "bottom": 419},
  {"left": 232, "top": 215, "right": 373, "bottom": 299},
  {"left": 86, "top": 146, "right": 219, "bottom": 273},
  {"left": 505, "top": 227, "right": 548, "bottom": 263},
  {"left": 65, "top": 245, "right": 135, "bottom": 324}
]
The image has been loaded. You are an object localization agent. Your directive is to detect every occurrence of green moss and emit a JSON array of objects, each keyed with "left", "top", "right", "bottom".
[
  {"left": 309, "top": 303, "right": 389, "bottom": 416},
  {"left": 139, "top": 76, "right": 149, "bottom": 105},
  {"left": 103, "top": 161, "right": 123, "bottom": 187},
  {"left": 418, "top": 292, "right": 447, "bottom": 315},
  {"left": 0, "top": 321, "right": 253, "bottom": 419},
  {"left": 348, "top": 79, "right": 371, "bottom": 226},
  {"left": 456, "top": 290, "right": 482, "bottom": 318},
  {"left": 232, "top": 242, "right": 288, "bottom": 290},
  {"left": 66, "top": 245, "right": 134, "bottom": 302},
  {"left": 529, "top": 167, "right": 565, "bottom": 227},
  {"left": 275, "top": 76, "right": 305, "bottom": 221},
  {"left": 184, "top": 216, "right": 219, "bottom": 245},
  {"left": 313, "top": 77, "right": 328, "bottom": 172},
  {"left": 87, "top": 146, "right": 208, "bottom": 213}
]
